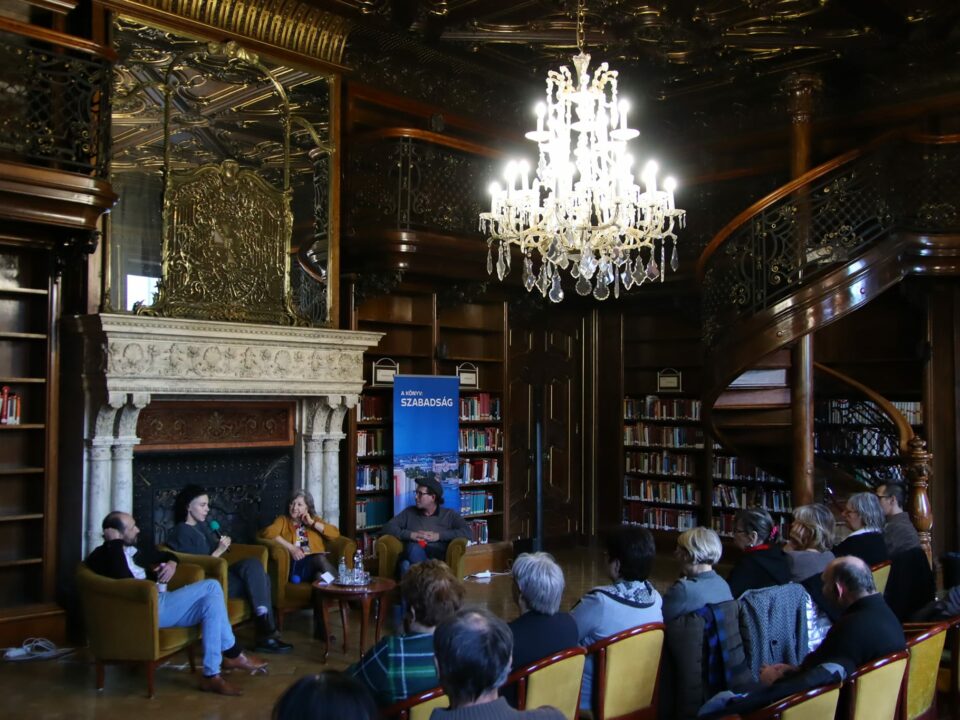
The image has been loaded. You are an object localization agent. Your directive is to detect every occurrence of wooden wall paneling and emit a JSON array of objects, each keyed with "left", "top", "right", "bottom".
[{"left": 595, "top": 306, "right": 624, "bottom": 533}]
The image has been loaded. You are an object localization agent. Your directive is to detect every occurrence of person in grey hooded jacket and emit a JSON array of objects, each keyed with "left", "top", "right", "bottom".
[{"left": 571, "top": 524, "right": 663, "bottom": 712}]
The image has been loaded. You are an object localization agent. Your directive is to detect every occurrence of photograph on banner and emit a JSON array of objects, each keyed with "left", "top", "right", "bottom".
[{"left": 393, "top": 375, "right": 461, "bottom": 516}]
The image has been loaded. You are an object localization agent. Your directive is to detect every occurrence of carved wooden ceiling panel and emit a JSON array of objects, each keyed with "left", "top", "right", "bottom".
[{"left": 314, "top": 0, "right": 959, "bottom": 101}]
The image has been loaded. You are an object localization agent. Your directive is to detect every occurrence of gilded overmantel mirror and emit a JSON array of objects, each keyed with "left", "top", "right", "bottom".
[{"left": 107, "top": 16, "right": 337, "bottom": 326}]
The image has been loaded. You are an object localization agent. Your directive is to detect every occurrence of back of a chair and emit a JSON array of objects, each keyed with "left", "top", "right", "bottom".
[
  {"left": 506, "top": 646, "right": 586, "bottom": 720},
  {"left": 382, "top": 686, "right": 448, "bottom": 720},
  {"left": 902, "top": 623, "right": 949, "bottom": 720},
  {"left": 589, "top": 622, "right": 665, "bottom": 720},
  {"left": 871, "top": 561, "right": 892, "bottom": 594},
  {"left": 76, "top": 563, "right": 159, "bottom": 661},
  {"left": 743, "top": 682, "right": 842, "bottom": 720},
  {"left": 845, "top": 649, "right": 909, "bottom": 720}
]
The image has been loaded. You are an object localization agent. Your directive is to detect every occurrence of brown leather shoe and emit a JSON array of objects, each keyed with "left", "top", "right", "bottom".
[
  {"left": 198, "top": 674, "right": 242, "bottom": 696},
  {"left": 221, "top": 652, "right": 268, "bottom": 675}
]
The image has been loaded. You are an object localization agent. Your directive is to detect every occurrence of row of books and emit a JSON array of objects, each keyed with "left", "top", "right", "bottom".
[
  {"left": 624, "top": 396, "right": 701, "bottom": 421},
  {"left": 815, "top": 399, "right": 923, "bottom": 426},
  {"left": 355, "top": 497, "right": 391, "bottom": 529},
  {"left": 624, "top": 423, "right": 704, "bottom": 448},
  {"left": 357, "top": 429, "right": 387, "bottom": 458},
  {"left": 623, "top": 507, "right": 698, "bottom": 531},
  {"left": 460, "top": 428, "right": 503, "bottom": 452},
  {"left": 356, "top": 464, "right": 389, "bottom": 492},
  {"left": 460, "top": 491, "right": 496, "bottom": 515},
  {"left": 713, "top": 513, "right": 788, "bottom": 539},
  {"left": 460, "top": 394, "right": 501, "bottom": 421},
  {"left": 625, "top": 450, "right": 696, "bottom": 477},
  {"left": 460, "top": 458, "right": 499, "bottom": 483},
  {"left": 712, "top": 485, "right": 793, "bottom": 512},
  {"left": 358, "top": 531, "right": 378, "bottom": 556},
  {"left": 358, "top": 394, "right": 388, "bottom": 422},
  {"left": 814, "top": 428, "right": 898, "bottom": 457},
  {"left": 712, "top": 457, "right": 786, "bottom": 484},
  {"left": 0, "top": 386, "right": 22, "bottom": 425},
  {"left": 467, "top": 519, "right": 490, "bottom": 544},
  {"left": 624, "top": 479, "right": 701, "bottom": 505}
]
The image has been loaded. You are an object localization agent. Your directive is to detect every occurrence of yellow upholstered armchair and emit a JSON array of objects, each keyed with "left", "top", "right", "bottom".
[
  {"left": 256, "top": 535, "right": 356, "bottom": 629},
  {"left": 163, "top": 543, "right": 268, "bottom": 626},
  {"left": 376, "top": 535, "right": 468, "bottom": 579},
  {"left": 76, "top": 561, "right": 204, "bottom": 697}
]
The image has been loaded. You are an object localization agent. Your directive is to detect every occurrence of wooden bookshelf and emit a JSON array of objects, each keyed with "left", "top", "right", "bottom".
[
  {"left": 0, "top": 241, "right": 61, "bottom": 634},
  {"left": 343, "top": 286, "right": 509, "bottom": 557}
]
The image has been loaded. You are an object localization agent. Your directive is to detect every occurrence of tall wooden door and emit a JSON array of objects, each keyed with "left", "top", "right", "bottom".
[{"left": 507, "top": 308, "right": 584, "bottom": 544}]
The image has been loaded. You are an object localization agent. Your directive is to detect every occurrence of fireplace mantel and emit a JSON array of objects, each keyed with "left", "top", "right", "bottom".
[{"left": 74, "top": 313, "right": 382, "bottom": 553}]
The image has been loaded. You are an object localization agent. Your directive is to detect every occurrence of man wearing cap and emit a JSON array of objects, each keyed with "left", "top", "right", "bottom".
[{"left": 381, "top": 476, "right": 471, "bottom": 574}]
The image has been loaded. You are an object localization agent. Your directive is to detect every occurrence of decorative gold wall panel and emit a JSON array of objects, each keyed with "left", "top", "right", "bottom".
[{"left": 102, "top": 0, "right": 351, "bottom": 66}]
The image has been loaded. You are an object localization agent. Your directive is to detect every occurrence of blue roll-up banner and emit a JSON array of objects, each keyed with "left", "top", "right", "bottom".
[{"left": 393, "top": 375, "right": 460, "bottom": 517}]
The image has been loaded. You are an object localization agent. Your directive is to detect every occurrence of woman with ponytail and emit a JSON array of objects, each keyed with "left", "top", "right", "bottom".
[{"left": 726, "top": 508, "right": 791, "bottom": 598}]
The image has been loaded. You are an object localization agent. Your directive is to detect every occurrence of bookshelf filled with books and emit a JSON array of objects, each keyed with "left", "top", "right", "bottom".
[{"left": 343, "top": 287, "right": 508, "bottom": 556}]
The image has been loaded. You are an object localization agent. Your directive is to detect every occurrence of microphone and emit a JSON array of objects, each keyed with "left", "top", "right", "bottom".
[{"left": 209, "top": 520, "right": 229, "bottom": 552}]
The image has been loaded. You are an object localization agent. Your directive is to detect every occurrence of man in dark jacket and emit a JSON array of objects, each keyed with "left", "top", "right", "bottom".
[
  {"left": 85, "top": 511, "right": 267, "bottom": 696},
  {"left": 702, "top": 555, "right": 905, "bottom": 718},
  {"left": 381, "top": 476, "right": 470, "bottom": 574}
]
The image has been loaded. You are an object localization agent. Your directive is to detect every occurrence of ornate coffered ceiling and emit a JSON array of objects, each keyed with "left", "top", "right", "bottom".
[{"left": 312, "top": 0, "right": 959, "bottom": 102}]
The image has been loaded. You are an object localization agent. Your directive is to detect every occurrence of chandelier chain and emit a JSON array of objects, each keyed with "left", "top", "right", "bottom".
[{"left": 576, "top": 0, "right": 586, "bottom": 53}]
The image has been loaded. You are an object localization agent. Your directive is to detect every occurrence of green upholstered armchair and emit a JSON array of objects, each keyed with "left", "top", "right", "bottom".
[
  {"left": 256, "top": 535, "right": 356, "bottom": 629},
  {"left": 76, "top": 561, "right": 204, "bottom": 697},
  {"left": 163, "top": 543, "right": 268, "bottom": 626},
  {"left": 375, "top": 535, "right": 468, "bottom": 579}
]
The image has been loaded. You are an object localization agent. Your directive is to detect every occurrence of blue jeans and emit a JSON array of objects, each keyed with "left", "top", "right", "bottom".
[{"left": 158, "top": 578, "right": 235, "bottom": 676}]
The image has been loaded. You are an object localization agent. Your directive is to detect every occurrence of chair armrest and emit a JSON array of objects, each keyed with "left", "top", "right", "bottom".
[
  {"left": 165, "top": 549, "right": 228, "bottom": 592},
  {"left": 256, "top": 537, "right": 291, "bottom": 607},
  {"left": 76, "top": 565, "right": 160, "bottom": 661},
  {"left": 168, "top": 562, "right": 204, "bottom": 591},
  {"left": 376, "top": 535, "right": 403, "bottom": 579},
  {"left": 446, "top": 537, "right": 468, "bottom": 578},
  {"left": 225, "top": 543, "right": 268, "bottom": 571}
]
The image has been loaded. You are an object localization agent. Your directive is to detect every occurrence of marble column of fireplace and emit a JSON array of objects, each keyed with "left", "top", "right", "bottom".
[{"left": 75, "top": 314, "right": 381, "bottom": 555}]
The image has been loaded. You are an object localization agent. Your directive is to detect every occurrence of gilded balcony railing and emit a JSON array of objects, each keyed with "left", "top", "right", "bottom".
[{"left": 0, "top": 18, "right": 115, "bottom": 176}]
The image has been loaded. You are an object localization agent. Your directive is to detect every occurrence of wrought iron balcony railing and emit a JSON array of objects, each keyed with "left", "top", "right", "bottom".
[{"left": 0, "top": 18, "right": 114, "bottom": 176}]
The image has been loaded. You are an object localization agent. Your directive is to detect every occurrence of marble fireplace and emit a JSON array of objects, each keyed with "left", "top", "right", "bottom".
[{"left": 74, "top": 313, "right": 381, "bottom": 555}]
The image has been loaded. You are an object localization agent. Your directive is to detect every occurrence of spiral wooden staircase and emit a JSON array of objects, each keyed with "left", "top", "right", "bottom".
[{"left": 697, "top": 131, "right": 960, "bottom": 558}]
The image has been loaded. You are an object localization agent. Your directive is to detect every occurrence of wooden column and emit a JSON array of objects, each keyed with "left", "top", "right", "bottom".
[{"left": 783, "top": 73, "right": 822, "bottom": 507}]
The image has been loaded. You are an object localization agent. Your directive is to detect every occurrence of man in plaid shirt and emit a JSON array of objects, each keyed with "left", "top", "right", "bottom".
[{"left": 348, "top": 559, "right": 465, "bottom": 706}]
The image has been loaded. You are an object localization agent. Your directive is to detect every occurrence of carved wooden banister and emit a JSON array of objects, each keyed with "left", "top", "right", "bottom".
[{"left": 814, "top": 362, "right": 932, "bottom": 563}]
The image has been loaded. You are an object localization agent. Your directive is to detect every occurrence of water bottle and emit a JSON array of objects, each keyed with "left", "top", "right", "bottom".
[
  {"left": 353, "top": 548, "right": 364, "bottom": 584},
  {"left": 338, "top": 555, "right": 347, "bottom": 584}
]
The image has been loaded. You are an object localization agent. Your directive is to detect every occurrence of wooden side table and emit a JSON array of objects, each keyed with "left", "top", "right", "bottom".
[{"left": 312, "top": 576, "right": 397, "bottom": 661}]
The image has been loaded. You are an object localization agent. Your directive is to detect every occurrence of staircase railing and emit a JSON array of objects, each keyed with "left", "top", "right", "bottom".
[{"left": 814, "top": 362, "right": 933, "bottom": 562}]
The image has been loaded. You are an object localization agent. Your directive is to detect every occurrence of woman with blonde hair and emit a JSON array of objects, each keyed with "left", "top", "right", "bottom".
[
  {"left": 785, "top": 504, "right": 836, "bottom": 582},
  {"left": 662, "top": 526, "right": 733, "bottom": 622}
]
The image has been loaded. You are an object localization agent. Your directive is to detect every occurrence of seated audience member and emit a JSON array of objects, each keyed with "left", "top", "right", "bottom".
[
  {"left": 834, "top": 492, "right": 889, "bottom": 566},
  {"left": 876, "top": 483, "right": 922, "bottom": 556},
  {"left": 572, "top": 524, "right": 662, "bottom": 711},
  {"left": 784, "top": 503, "right": 836, "bottom": 582},
  {"left": 273, "top": 672, "right": 378, "bottom": 720},
  {"left": 507, "top": 552, "right": 578, "bottom": 672},
  {"left": 260, "top": 489, "right": 339, "bottom": 582},
  {"left": 430, "top": 608, "right": 564, "bottom": 719},
  {"left": 165, "top": 484, "right": 292, "bottom": 653},
  {"left": 380, "top": 476, "right": 471, "bottom": 576},
  {"left": 86, "top": 511, "right": 266, "bottom": 696},
  {"left": 701, "top": 555, "right": 906, "bottom": 719},
  {"left": 662, "top": 527, "right": 733, "bottom": 622},
  {"left": 349, "top": 559, "right": 464, "bottom": 706},
  {"left": 726, "top": 508, "right": 790, "bottom": 598}
]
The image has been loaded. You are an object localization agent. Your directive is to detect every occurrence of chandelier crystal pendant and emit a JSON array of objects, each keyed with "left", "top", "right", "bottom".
[{"left": 478, "top": 1, "right": 686, "bottom": 303}]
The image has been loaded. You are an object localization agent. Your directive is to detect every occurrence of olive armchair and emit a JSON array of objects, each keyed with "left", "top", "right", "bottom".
[
  {"left": 256, "top": 535, "right": 357, "bottom": 629},
  {"left": 76, "top": 561, "right": 204, "bottom": 697},
  {"left": 163, "top": 543, "right": 268, "bottom": 626},
  {"left": 375, "top": 535, "right": 468, "bottom": 579}
]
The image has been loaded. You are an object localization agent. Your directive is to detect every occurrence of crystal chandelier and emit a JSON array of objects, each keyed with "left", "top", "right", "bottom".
[{"left": 478, "top": 0, "right": 686, "bottom": 302}]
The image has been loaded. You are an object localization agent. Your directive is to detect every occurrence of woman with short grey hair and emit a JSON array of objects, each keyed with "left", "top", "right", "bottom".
[
  {"left": 504, "top": 552, "right": 579, "bottom": 694},
  {"left": 833, "top": 492, "right": 889, "bottom": 566},
  {"left": 662, "top": 527, "right": 733, "bottom": 622}
]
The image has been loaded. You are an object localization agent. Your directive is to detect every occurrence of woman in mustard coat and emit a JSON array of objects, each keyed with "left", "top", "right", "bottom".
[{"left": 260, "top": 490, "right": 340, "bottom": 582}]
